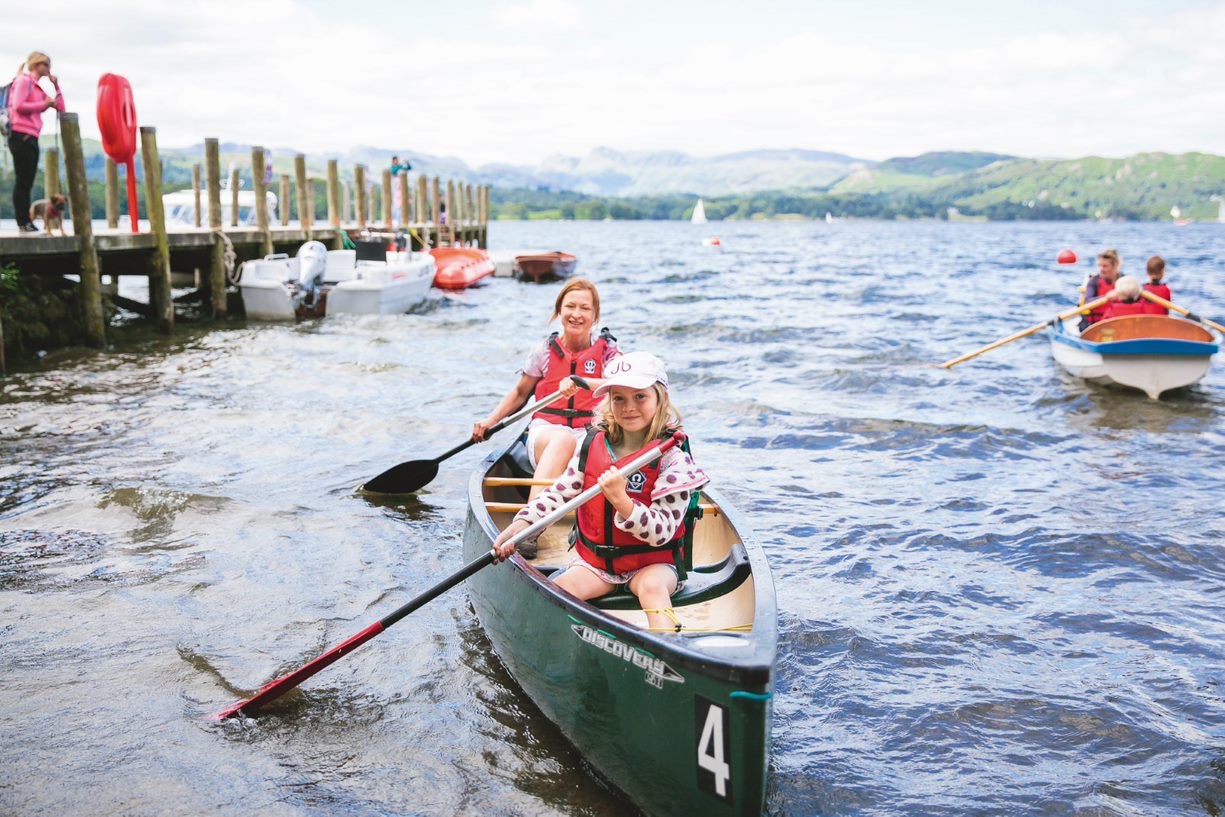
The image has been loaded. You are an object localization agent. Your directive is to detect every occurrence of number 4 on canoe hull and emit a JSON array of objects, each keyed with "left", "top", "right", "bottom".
[{"left": 696, "top": 696, "right": 733, "bottom": 802}]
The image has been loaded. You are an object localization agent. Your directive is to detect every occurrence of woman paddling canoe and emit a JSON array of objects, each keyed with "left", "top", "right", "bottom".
[{"left": 471, "top": 278, "right": 620, "bottom": 553}]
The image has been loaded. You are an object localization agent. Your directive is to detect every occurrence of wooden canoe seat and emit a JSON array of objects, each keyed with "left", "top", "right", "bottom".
[{"left": 1082, "top": 314, "right": 1213, "bottom": 343}]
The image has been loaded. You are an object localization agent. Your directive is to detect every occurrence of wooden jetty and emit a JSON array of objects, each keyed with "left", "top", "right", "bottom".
[{"left": 0, "top": 115, "right": 492, "bottom": 349}]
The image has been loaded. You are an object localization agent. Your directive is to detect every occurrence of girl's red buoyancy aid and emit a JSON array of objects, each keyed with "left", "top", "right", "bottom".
[
  {"left": 573, "top": 428, "right": 685, "bottom": 575},
  {"left": 532, "top": 328, "right": 615, "bottom": 428},
  {"left": 1143, "top": 282, "right": 1171, "bottom": 313},
  {"left": 1101, "top": 299, "right": 1150, "bottom": 320}
]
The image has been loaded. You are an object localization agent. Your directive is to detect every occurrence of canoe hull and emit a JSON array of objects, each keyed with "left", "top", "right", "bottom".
[
  {"left": 463, "top": 443, "right": 775, "bottom": 816},
  {"left": 1048, "top": 316, "right": 1217, "bottom": 399}
]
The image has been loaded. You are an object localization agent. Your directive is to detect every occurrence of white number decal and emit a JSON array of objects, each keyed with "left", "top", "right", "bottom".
[{"left": 697, "top": 701, "right": 731, "bottom": 798}]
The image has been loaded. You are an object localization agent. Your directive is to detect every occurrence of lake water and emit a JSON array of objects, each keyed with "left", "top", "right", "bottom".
[{"left": 2, "top": 220, "right": 1224, "bottom": 816}]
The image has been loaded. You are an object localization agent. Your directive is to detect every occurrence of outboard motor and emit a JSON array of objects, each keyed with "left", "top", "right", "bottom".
[{"left": 295, "top": 241, "right": 328, "bottom": 305}]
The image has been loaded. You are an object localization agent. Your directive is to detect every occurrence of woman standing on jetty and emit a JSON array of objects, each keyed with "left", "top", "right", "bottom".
[
  {"left": 6, "top": 51, "right": 65, "bottom": 234},
  {"left": 471, "top": 278, "right": 620, "bottom": 555}
]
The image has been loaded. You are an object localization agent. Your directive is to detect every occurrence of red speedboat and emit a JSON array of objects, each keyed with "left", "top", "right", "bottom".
[
  {"left": 430, "top": 247, "right": 496, "bottom": 290},
  {"left": 513, "top": 251, "right": 578, "bottom": 283}
]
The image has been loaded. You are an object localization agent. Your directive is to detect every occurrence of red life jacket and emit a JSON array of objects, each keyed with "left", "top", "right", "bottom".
[
  {"left": 1085, "top": 276, "right": 1116, "bottom": 324},
  {"left": 532, "top": 328, "right": 615, "bottom": 428},
  {"left": 573, "top": 428, "right": 685, "bottom": 576},
  {"left": 1143, "top": 282, "right": 1171, "bottom": 314},
  {"left": 1101, "top": 299, "right": 1148, "bottom": 320}
]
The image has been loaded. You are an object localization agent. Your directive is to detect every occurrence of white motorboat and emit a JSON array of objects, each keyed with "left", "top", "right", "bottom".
[
  {"left": 163, "top": 187, "right": 278, "bottom": 227},
  {"left": 1048, "top": 314, "right": 1218, "bottom": 399},
  {"left": 238, "top": 241, "right": 436, "bottom": 321}
]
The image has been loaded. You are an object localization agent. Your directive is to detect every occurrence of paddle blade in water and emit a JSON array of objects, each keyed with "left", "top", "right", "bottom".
[{"left": 361, "top": 459, "right": 439, "bottom": 494}]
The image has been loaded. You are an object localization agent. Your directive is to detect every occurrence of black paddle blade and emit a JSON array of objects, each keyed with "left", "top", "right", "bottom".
[{"left": 361, "top": 459, "right": 439, "bottom": 495}]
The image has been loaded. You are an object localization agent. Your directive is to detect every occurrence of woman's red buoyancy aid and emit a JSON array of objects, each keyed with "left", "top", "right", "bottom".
[
  {"left": 1085, "top": 276, "right": 1116, "bottom": 324},
  {"left": 573, "top": 429, "right": 684, "bottom": 575},
  {"left": 532, "top": 329, "right": 614, "bottom": 428}
]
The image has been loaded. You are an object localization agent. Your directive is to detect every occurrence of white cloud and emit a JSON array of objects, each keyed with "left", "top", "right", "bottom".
[{"left": 1, "top": 0, "right": 1221, "bottom": 166}]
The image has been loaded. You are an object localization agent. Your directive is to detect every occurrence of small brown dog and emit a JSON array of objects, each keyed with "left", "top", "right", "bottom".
[{"left": 29, "top": 193, "right": 67, "bottom": 235}]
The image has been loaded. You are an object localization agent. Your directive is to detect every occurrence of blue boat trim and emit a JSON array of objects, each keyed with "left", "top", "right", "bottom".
[
  {"left": 730, "top": 690, "right": 773, "bottom": 701},
  {"left": 1048, "top": 329, "right": 1218, "bottom": 357}
]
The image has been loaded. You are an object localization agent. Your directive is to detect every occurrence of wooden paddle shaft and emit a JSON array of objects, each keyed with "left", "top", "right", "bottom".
[
  {"left": 486, "top": 500, "right": 718, "bottom": 515},
  {"left": 1141, "top": 291, "right": 1225, "bottom": 335},
  {"left": 939, "top": 295, "right": 1113, "bottom": 368}
]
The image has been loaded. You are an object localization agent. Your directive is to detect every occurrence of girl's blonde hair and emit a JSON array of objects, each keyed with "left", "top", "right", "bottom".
[
  {"left": 597, "top": 383, "right": 683, "bottom": 446},
  {"left": 550, "top": 277, "right": 600, "bottom": 324},
  {"left": 25, "top": 51, "right": 50, "bottom": 71}
]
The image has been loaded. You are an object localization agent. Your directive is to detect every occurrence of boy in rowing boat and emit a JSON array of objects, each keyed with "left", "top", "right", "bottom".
[
  {"left": 1143, "top": 255, "right": 1172, "bottom": 314},
  {"left": 1100, "top": 276, "right": 1152, "bottom": 320},
  {"left": 492, "top": 352, "right": 707, "bottom": 632}
]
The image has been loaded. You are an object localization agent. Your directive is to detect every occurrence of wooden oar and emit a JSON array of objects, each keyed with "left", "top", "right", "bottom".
[
  {"left": 1140, "top": 291, "right": 1225, "bottom": 335},
  {"left": 361, "top": 376, "right": 590, "bottom": 494},
  {"left": 212, "top": 430, "right": 687, "bottom": 720},
  {"left": 938, "top": 295, "right": 1112, "bottom": 368}
]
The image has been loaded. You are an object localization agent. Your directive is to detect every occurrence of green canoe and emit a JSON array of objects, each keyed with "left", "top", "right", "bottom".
[{"left": 463, "top": 437, "right": 777, "bottom": 816}]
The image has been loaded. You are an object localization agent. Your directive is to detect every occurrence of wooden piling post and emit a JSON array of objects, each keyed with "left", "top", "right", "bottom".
[
  {"left": 205, "top": 137, "right": 227, "bottom": 319},
  {"left": 382, "top": 169, "right": 393, "bottom": 230},
  {"left": 342, "top": 179, "right": 351, "bottom": 225},
  {"left": 279, "top": 174, "right": 291, "bottom": 226},
  {"left": 326, "top": 160, "right": 339, "bottom": 226},
  {"left": 399, "top": 172, "right": 411, "bottom": 230},
  {"left": 252, "top": 147, "right": 272, "bottom": 255},
  {"left": 140, "top": 126, "right": 174, "bottom": 333},
  {"left": 431, "top": 176, "right": 441, "bottom": 241},
  {"left": 295, "top": 154, "right": 312, "bottom": 240},
  {"left": 60, "top": 114, "right": 105, "bottom": 348},
  {"left": 355, "top": 165, "right": 367, "bottom": 229},
  {"left": 230, "top": 168, "right": 240, "bottom": 227},
  {"left": 104, "top": 158, "right": 119, "bottom": 229},
  {"left": 446, "top": 179, "right": 457, "bottom": 246},
  {"left": 44, "top": 146, "right": 61, "bottom": 201},
  {"left": 481, "top": 185, "right": 490, "bottom": 248},
  {"left": 416, "top": 175, "right": 429, "bottom": 248}
]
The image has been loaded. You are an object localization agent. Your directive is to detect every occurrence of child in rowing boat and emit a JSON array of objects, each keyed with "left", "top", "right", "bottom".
[
  {"left": 492, "top": 352, "right": 707, "bottom": 632},
  {"left": 1101, "top": 276, "right": 1151, "bottom": 320},
  {"left": 1143, "top": 255, "right": 1172, "bottom": 314}
]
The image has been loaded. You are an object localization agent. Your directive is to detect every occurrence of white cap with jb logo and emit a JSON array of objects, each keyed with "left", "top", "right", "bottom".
[{"left": 592, "top": 352, "right": 670, "bottom": 398}]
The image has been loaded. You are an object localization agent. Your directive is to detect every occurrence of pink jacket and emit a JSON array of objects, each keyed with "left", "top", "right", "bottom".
[{"left": 7, "top": 73, "right": 64, "bottom": 137}]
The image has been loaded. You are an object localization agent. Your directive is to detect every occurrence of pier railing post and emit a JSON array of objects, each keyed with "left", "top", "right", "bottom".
[
  {"left": 105, "top": 158, "right": 119, "bottom": 229},
  {"left": 252, "top": 146, "right": 272, "bottom": 256},
  {"left": 192, "top": 164, "right": 202, "bottom": 227},
  {"left": 355, "top": 165, "right": 367, "bottom": 230},
  {"left": 399, "top": 172, "right": 410, "bottom": 232},
  {"left": 61, "top": 113, "right": 105, "bottom": 348},
  {"left": 382, "top": 169, "right": 393, "bottom": 230},
  {"left": 431, "top": 176, "right": 441, "bottom": 246},
  {"left": 417, "top": 175, "right": 429, "bottom": 248},
  {"left": 296, "top": 154, "right": 312, "bottom": 240},
  {"left": 230, "top": 168, "right": 240, "bottom": 227},
  {"left": 45, "top": 146, "right": 61, "bottom": 201},
  {"left": 140, "top": 126, "right": 174, "bottom": 333},
  {"left": 205, "top": 137, "right": 227, "bottom": 319},
  {"left": 326, "top": 160, "right": 341, "bottom": 248},
  {"left": 279, "top": 174, "right": 291, "bottom": 226}
]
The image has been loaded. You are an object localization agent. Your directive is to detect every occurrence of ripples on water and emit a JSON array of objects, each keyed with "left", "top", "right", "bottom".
[{"left": 2, "top": 221, "right": 1224, "bottom": 816}]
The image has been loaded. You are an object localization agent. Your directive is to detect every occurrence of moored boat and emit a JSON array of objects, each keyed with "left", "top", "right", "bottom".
[
  {"left": 429, "top": 247, "right": 496, "bottom": 290},
  {"left": 463, "top": 436, "right": 776, "bottom": 817},
  {"left": 238, "top": 241, "right": 435, "bottom": 320},
  {"left": 513, "top": 251, "right": 578, "bottom": 283},
  {"left": 1048, "top": 314, "right": 1218, "bottom": 399}
]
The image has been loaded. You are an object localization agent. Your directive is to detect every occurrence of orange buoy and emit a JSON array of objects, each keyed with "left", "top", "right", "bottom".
[{"left": 1057, "top": 248, "right": 1077, "bottom": 265}]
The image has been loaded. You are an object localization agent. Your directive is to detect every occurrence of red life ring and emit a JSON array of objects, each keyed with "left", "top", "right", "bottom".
[{"left": 96, "top": 73, "right": 138, "bottom": 163}]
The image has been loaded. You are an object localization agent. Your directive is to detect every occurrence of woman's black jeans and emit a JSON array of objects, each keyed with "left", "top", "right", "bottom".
[{"left": 8, "top": 132, "right": 40, "bottom": 228}]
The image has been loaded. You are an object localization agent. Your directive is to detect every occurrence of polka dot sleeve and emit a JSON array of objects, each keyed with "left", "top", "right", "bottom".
[
  {"left": 512, "top": 454, "right": 583, "bottom": 526},
  {"left": 612, "top": 490, "right": 692, "bottom": 547}
]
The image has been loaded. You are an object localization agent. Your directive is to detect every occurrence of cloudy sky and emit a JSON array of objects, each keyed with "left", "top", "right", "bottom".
[{"left": 5, "top": 0, "right": 1223, "bottom": 166}]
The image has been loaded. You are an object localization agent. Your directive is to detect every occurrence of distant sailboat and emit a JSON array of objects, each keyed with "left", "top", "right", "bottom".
[{"left": 691, "top": 198, "right": 707, "bottom": 224}]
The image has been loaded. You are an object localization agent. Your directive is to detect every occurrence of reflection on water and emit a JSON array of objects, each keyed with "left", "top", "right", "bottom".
[{"left": 1, "top": 221, "right": 1223, "bottom": 816}]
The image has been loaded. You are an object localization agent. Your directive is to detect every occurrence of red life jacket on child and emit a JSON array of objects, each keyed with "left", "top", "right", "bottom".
[
  {"left": 1101, "top": 299, "right": 1148, "bottom": 320},
  {"left": 532, "top": 328, "right": 616, "bottom": 428},
  {"left": 1143, "top": 282, "right": 1171, "bottom": 314},
  {"left": 573, "top": 428, "right": 685, "bottom": 576}
]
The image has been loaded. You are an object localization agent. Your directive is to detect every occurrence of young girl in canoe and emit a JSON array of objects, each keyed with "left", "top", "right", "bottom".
[{"left": 492, "top": 352, "right": 707, "bottom": 632}]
